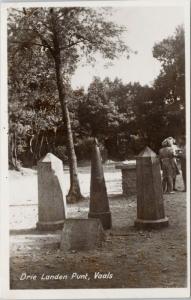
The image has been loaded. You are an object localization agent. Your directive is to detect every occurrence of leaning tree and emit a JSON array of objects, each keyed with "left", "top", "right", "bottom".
[{"left": 8, "top": 7, "right": 130, "bottom": 203}]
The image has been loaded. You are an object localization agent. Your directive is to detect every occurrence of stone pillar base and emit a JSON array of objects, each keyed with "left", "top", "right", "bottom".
[
  {"left": 88, "top": 211, "right": 112, "bottom": 230},
  {"left": 60, "top": 219, "right": 105, "bottom": 252},
  {"left": 134, "top": 217, "right": 169, "bottom": 229},
  {"left": 36, "top": 220, "right": 65, "bottom": 231}
]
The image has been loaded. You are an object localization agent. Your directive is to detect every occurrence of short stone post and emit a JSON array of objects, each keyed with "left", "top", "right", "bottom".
[
  {"left": 36, "top": 153, "right": 67, "bottom": 231},
  {"left": 115, "top": 160, "right": 136, "bottom": 196},
  {"left": 60, "top": 219, "right": 105, "bottom": 252},
  {"left": 88, "top": 139, "right": 112, "bottom": 230},
  {"left": 135, "top": 147, "right": 169, "bottom": 229}
]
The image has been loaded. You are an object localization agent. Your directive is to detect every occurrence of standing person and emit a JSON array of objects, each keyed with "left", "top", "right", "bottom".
[
  {"left": 162, "top": 137, "right": 180, "bottom": 190},
  {"left": 171, "top": 138, "right": 180, "bottom": 191},
  {"left": 177, "top": 136, "right": 186, "bottom": 192},
  {"left": 159, "top": 137, "right": 179, "bottom": 194}
]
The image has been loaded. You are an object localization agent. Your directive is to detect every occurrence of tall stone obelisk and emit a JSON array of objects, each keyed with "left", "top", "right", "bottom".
[{"left": 88, "top": 139, "right": 112, "bottom": 229}]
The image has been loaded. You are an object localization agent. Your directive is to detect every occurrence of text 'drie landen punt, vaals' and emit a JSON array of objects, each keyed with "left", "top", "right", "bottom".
[{"left": 19, "top": 272, "right": 114, "bottom": 281}]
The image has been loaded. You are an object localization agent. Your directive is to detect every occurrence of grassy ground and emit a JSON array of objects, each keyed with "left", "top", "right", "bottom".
[{"left": 10, "top": 164, "right": 187, "bottom": 289}]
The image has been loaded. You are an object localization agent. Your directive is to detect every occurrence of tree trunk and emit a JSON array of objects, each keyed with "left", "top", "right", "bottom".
[
  {"left": 9, "top": 131, "right": 20, "bottom": 171},
  {"left": 38, "top": 132, "right": 44, "bottom": 159},
  {"left": 54, "top": 51, "right": 84, "bottom": 203}
]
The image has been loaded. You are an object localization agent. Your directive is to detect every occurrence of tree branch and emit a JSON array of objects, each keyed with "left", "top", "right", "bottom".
[
  {"left": 60, "top": 39, "right": 83, "bottom": 51},
  {"left": 60, "top": 33, "right": 97, "bottom": 51},
  {"left": 31, "top": 28, "right": 54, "bottom": 56},
  {"left": 10, "top": 40, "right": 49, "bottom": 49}
]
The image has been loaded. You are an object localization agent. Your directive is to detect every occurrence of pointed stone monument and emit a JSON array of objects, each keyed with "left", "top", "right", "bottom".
[
  {"left": 88, "top": 139, "right": 112, "bottom": 230},
  {"left": 36, "top": 153, "right": 67, "bottom": 230},
  {"left": 135, "top": 146, "right": 169, "bottom": 229}
]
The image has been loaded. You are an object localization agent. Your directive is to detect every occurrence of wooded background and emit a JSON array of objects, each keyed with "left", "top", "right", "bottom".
[{"left": 8, "top": 8, "right": 185, "bottom": 168}]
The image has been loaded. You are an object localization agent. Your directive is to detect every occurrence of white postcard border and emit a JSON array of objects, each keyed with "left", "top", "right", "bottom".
[{"left": 0, "top": 0, "right": 190, "bottom": 299}]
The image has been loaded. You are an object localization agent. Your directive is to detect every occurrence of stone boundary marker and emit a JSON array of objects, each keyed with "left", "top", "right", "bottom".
[
  {"left": 60, "top": 219, "right": 105, "bottom": 252},
  {"left": 116, "top": 160, "right": 136, "bottom": 196},
  {"left": 36, "top": 153, "right": 67, "bottom": 231},
  {"left": 88, "top": 139, "right": 112, "bottom": 229},
  {"left": 135, "top": 146, "right": 169, "bottom": 229}
]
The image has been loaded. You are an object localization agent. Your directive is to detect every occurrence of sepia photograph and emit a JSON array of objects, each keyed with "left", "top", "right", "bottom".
[{"left": 0, "top": 0, "right": 190, "bottom": 298}]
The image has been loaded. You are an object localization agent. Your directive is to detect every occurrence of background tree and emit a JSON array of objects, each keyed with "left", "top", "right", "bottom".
[
  {"left": 78, "top": 77, "right": 139, "bottom": 160},
  {"left": 8, "top": 7, "right": 130, "bottom": 202},
  {"left": 152, "top": 25, "right": 185, "bottom": 140},
  {"left": 8, "top": 13, "right": 185, "bottom": 174}
]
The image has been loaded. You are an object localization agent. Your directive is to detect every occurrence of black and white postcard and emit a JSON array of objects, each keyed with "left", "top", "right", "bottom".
[{"left": 0, "top": 0, "right": 190, "bottom": 299}]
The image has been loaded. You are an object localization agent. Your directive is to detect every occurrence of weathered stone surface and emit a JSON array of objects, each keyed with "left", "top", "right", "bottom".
[
  {"left": 60, "top": 219, "right": 105, "bottom": 252},
  {"left": 135, "top": 147, "right": 169, "bottom": 229},
  {"left": 88, "top": 139, "right": 112, "bottom": 229},
  {"left": 116, "top": 161, "right": 136, "bottom": 196},
  {"left": 36, "top": 153, "right": 67, "bottom": 231}
]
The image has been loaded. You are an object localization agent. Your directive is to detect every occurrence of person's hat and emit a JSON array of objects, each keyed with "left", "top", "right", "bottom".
[{"left": 162, "top": 137, "right": 176, "bottom": 147}]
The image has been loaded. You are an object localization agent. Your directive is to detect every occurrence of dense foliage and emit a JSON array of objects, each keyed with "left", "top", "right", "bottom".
[{"left": 8, "top": 8, "right": 185, "bottom": 168}]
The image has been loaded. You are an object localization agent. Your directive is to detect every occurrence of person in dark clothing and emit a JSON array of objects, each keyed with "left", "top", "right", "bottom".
[{"left": 177, "top": 136, "right": 186, "bottom": 192}]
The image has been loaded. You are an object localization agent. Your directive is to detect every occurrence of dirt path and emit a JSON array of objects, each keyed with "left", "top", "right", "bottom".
[
  {"left": 10, "top": 168, "right": 187, "bottom": 289},
  {"left": 11, "top": 178, "right": 187, "bottom": 289}
]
